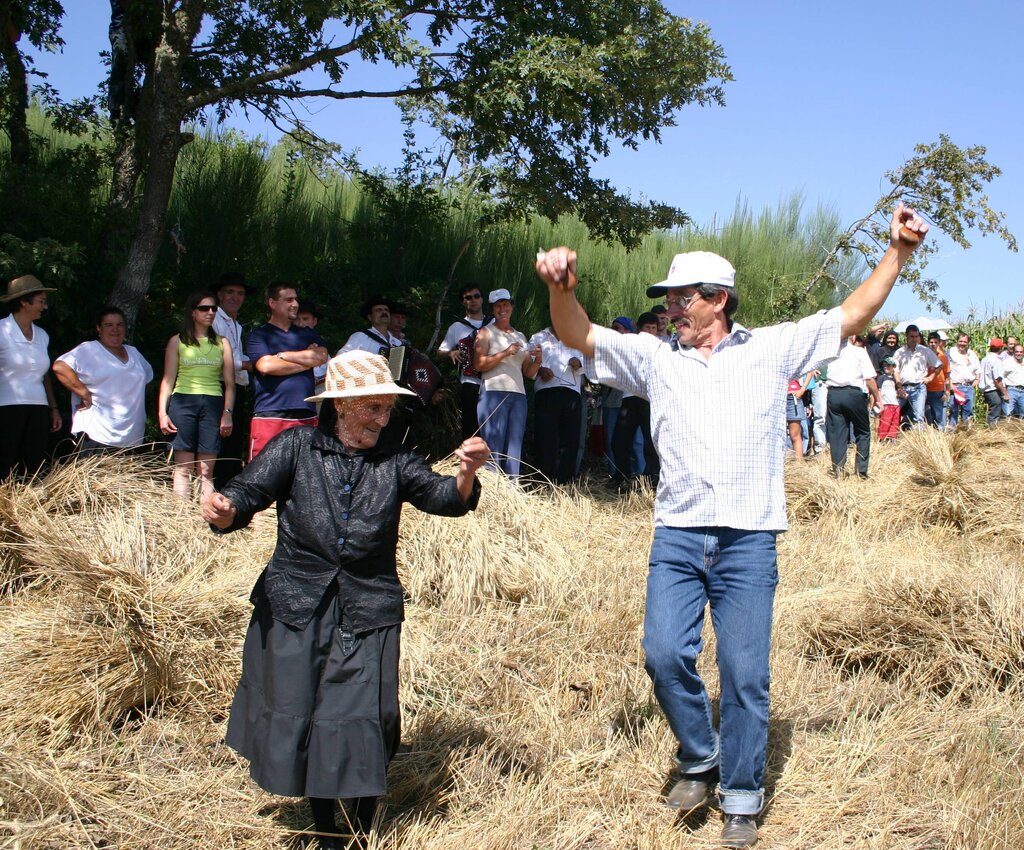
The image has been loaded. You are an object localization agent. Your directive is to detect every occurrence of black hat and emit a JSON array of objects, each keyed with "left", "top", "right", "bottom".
[{"left": 216, "top": 272, "right": 254, "bottom": 293}]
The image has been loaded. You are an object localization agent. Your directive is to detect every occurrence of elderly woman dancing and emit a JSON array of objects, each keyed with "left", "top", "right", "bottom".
[{"left": 203, "top": 351, "right": 489, "bottom": 848}]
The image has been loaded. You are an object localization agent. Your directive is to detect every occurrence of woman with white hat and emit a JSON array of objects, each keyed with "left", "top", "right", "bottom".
[
  {"left": 473, "top": 288, "right": 542, "bottom": 477},
  {"left": 0, "top": 275, "right": 61, "bottom": 480},
  {"left": 203, "top": 350, "right": 489, "bottom": 848}
]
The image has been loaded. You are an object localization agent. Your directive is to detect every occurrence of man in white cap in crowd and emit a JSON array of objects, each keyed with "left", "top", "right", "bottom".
[{"left": 535, "top": 204, "right": 928, "bottom": 849}]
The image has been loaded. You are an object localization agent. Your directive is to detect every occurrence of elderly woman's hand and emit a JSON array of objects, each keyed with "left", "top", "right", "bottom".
[
  {"left": 203, "top": 491, "right": 237, "bottom": 529},
  {"left": 455, "top": 436, "right": 490, "bottom": 473}
]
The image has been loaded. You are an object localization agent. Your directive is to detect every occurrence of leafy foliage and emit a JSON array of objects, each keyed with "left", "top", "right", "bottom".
[{"left": 804, "top": 135, "right": 1018, "bottom": 313}]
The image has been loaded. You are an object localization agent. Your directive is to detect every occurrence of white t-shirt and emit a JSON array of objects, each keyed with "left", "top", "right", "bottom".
[
  {"left": 439, "top": 316, "right": 487, "bottom": 385},
  {"left": 0, "top": 314, "right": 50, "bottom": 406},
  {"left": 213, "top": 308, "right": 249, "bottom": 386},
  {"left": 529, "top": 328, "right": 584, "bottom": 393},
  {"left": 56, "top": 341, "right": 154, "bottom": 446}
]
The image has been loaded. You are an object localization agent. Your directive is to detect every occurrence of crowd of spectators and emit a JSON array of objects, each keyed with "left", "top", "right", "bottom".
[{"left": 1, "top": 271, "right": 1020, "bottom": 490}]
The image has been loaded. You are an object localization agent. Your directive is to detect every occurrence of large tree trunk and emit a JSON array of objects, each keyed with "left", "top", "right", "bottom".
[{"left": 107, "top": 4, "right": 201, "bottom": 328}]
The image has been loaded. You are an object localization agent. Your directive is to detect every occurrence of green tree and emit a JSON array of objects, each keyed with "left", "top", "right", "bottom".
[
  {"left": 96, "top": 0, "right": 731, "bottom": 326},
  {"left": 0, "top": 0, "right": 64, "bottom": 166},
  {"left": 803, "top": 135, "right": 1018, "bottom": 314}
]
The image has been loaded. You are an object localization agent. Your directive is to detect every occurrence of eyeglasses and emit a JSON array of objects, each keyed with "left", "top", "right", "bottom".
[
  {"left": 664, "top": 292, "right": 702, "bottom": 310},
  {"left": 463, "top": 293, "right": 482, "bottom": 300},
  {"left": 194, "top": 305, "right": 217, "bottom": 312}
]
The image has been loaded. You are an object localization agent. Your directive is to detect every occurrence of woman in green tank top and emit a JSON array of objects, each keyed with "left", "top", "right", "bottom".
[{"left": 158, "top": 291, "right": 236, "bottom": 499}]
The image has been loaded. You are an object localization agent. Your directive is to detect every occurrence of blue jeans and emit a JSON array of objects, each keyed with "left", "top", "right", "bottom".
[
  {"left": 604, "top": 407, "right": 646, "bottom": 476},
  {"left": 477, "top": 390, "right": 527, "bottom": 477},
  {"left": 925, "top": 390, "right": 947, "bottom": 429},
  {"left": 948, "top": 384, "right": 975, "bottom": 426},
  {"left": 642, "top": 526, "right": 779, "bottom": 816},
  {"left": 900, "top": 382, "right": 927, "bottom": 428},
  {"left": 1009, "top": 386, "right": 1024, "bottom": 419},
  {"left": 810, "top": 384, "right": 828, "bottom": 449}
]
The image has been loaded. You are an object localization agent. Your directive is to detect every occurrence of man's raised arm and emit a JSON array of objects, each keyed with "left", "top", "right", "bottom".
[
  {"left": 840, "top": 203, "right": 929, "bottom": 337},
  {"left": 535, "top": 248, "right": 596, "bottom": 357}
]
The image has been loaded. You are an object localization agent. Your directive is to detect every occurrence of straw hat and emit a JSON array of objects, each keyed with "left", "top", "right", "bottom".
[
  {"left": 1, "top": 275, "right": 56, "bottom": 302},
  {"left": 305, "top": 351, "right": 417, "bottom": 402}
]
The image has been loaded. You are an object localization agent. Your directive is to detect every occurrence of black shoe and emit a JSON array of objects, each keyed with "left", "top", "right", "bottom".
[
  {"left": 665, "top": 769, "right": 715, "bottom": 812},
  {"left": 720, "top": 813, "right": 758, "bottom": 848}
]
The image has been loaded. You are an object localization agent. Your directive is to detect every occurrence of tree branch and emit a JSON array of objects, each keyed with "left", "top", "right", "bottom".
[{"left": 246, "top": 84, "right": 444, "bottom": 101}]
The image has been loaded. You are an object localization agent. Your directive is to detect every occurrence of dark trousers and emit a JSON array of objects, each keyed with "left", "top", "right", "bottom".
[
  {"left": 214, "top": 385, "right": 251, "bottom": 490},
  {"left": 826, "top": 386, "right": 870, "bottom": 476},
  {"left": 0, "top": 404, "right": 49, "bottom": 481},
  {"left": 533, "top": 387, "right": 582, "bottom": 484},
  {"left": 458, "top": 380, "right": 481, "bottom": 441},
  {"left": 984, "top": 389, "right": 1004, "bottom": 425},
  {"left": 612, "top": 396, "right": 659, "bottom": 484}
]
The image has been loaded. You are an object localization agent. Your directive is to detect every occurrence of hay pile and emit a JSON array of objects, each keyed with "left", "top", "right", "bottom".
[{"left": 1, "top": 426, "right": 1023, "bottom": 849}]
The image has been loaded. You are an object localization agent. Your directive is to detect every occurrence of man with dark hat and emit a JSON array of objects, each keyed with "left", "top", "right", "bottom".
[{"left": 213, "top": 272, "right": 253, "bottom": 488}]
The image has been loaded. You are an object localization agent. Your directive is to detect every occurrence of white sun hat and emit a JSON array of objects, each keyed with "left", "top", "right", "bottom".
[
  {"left": 646, "top": 252, "right": 736, "bottom": 297},
  {"left": 306, "top": 351, "right": 417, "bottom": 402}
]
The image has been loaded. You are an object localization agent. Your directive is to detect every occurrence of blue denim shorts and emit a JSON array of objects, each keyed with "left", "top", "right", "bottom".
[
  {"left": 168, "top": 393, "right": 223, "bottom": 454},
  {"left": 785, "top": 394, "right": 805, "bottom": 422}
]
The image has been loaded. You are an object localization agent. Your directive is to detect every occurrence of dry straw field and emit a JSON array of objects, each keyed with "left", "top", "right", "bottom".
[{"left": 1, "top": 425, "right": 1023, "bottom": 849}]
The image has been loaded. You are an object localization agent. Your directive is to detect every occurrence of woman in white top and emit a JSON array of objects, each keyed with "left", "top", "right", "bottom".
[
  {"left": 52, "top": 306, "right": 155, "bottom": 455},
  {"left": 473, "top": 289, "right": 542, "bottom": 477},
  {"left": 0, "top": 275, "right": 61, "bottom": 480}
]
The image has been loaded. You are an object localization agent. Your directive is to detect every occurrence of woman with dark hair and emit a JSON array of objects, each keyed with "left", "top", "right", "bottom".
[
  {"left": 158, "top": 290, "right": 235, "bottom": 498},
  {"left": 0, "top": 275, "right": 61, "bottom": 480},
  {"left": 52, "top": 306, "right": 155, "bottom": 455},
  {"left": 204, "top": 351, "right": 489, "bottom": 848}
]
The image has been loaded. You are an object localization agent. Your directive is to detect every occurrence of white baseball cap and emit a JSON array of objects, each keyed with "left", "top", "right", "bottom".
[
  {"left": 488, "top": 288, "right": 513, "bottom": 304},
  {"left": 646, "top": 252, "right": 736, "bottom": 297}
]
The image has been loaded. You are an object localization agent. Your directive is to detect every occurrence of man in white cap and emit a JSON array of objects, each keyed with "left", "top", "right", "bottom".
[{"left": 535, "top": 204, "right": 928, "bottom": 849}]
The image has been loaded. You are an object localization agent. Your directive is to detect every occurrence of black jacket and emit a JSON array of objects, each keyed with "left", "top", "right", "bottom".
[{"left": 218, "top": 425, "right": 480, "bottom": 630}]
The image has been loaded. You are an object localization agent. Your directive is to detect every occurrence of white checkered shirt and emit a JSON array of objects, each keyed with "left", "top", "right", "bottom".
[{"left": 586, "top": 309, "right": 843, "bottom": 531}]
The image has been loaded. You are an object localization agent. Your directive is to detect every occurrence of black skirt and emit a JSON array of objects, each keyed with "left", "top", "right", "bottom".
[{"left": 225, "top": 580, "right": 401, "bottom": 798}]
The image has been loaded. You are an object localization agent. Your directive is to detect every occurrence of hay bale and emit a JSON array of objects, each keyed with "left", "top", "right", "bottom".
[{"left": 802, "top": 561, "right": 1024, "bottom": 699}]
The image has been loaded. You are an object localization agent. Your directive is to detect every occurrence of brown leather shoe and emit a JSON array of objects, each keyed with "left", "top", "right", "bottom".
[
  {"left": 720, "top": 813, "right": 758, "bottom": 848},
  {"left": 665, "top": 774, "right": 710, "bottom": 812}
]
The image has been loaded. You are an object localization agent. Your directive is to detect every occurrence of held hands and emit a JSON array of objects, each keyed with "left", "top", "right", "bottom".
[
  {"left": 891, "top": 202, "right": 928, "bottom": 250},
  {"left": 202, "top": 491, "right": 237, "bottom": 529},
  {"left": 504, "top": 341, "right": 522, "bottom": 357},
  {"left": 529, "top": 345, "right": 542, "bottom": 364},
  {"left": 455, "top": 436, "right": 490, "bottom": 474},
  {"left": 538, "top": 366, "right": 555, "bottom": 382},
  {"left": 536, "top": 247, "right": 578, "bottom": 292}
]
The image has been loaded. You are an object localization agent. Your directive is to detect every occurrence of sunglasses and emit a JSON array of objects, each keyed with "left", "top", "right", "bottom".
[
  {"left": 463, "top": 293, "right": 482, "bottom": 300},
  {"left": 194, "top": 304, "right": 217, "bottom": 312}
]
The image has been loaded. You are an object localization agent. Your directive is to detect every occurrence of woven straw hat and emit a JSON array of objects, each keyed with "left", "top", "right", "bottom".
[
  {"left": 1, "top": 275, "right": 56, "bottom": 302},
  {"left": 305, "top": 351, "right": 417, "bottom": 402}
]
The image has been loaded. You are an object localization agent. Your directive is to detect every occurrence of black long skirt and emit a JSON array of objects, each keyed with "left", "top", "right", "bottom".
[{"left": 225, "top": 580, "right": 401, "bottom": 798}]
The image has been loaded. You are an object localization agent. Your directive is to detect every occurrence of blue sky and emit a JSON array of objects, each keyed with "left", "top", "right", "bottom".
[{"left": 31, "top": 1, "right": 1023, "bottom": 321}]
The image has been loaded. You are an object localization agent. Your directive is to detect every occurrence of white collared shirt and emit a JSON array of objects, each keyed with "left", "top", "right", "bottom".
[
  {"left": 529, "top": 327, "right": 584, "bottom": 393},
  {"left": 947, "top": 347, "right": 981, "bottom": 385},
  {"left": 825, "top": 342, "right": 875, "bottom": 391},
  {"left": 339, "top": 327, "right": 402, "bottom": 355},
  {"left": 585, "top": 309, "right": 843, "bottom": 531},
  {"left": 981, "top": 352, "right": 1006, "bottom": 392},
  {"left": 893, "top": 343, "right": 939, "bottom": 383},
  {"left": 213, "top": 308, "right": 249, "bottom": 387},
  {"left": 0, "top": 314, "right": 50, "bottom": 406}
]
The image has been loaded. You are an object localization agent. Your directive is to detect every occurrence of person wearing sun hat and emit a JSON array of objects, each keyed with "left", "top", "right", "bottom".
[
  {"left": 536, "top": 203, "right": 929, "bottom": 849},
  {"left": 203, "top": 350, "right": 490, "bottom": 848},
  {"left": 0, "top": 275, "right": 62, "bottom": 480}
]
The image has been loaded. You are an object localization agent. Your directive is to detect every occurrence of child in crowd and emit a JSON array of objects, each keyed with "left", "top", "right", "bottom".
[{"left": 876, "top": 356, "right": 900, "bottom": 441}]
